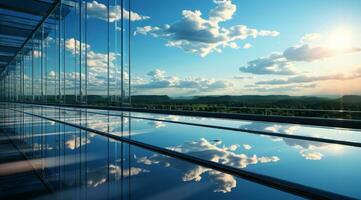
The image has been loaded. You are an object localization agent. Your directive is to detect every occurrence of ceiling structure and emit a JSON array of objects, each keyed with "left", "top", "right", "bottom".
[{"left": 0, "top": 0, "right": 60, "bottom": 70}]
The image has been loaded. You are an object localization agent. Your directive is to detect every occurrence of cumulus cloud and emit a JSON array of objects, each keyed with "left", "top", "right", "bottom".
[
  {"left": 65, "top": 38, "right": 89, "bottom": 55},
  {"left": 136, "top": 138, "right": 280, "bottom": 193},
  {"left": 243, "top": 144, "right": 252, "bottom": 150},
  {"left": 32, "top": 50, "right": 42, "bottom": 58},
  {"left": 243, "top": 43, "right": 252, "bottom": 49},
  {"left": 283, "top": 44, "right": 361, "bottom": 61},
  {"left": 64, "top": 38, "right": 124, "bottom": 93},
  {"left": 300, "top": 151, "right": 323, "bottom": 160},
  {"left": 240, "top": 53, "right": 297, "bottom": 75},
  {"left": 240, "top": 33, "right": 361, "bottom": 75},
  {"left": 134, "top": 69, "right": 233, "bottom": 94},
  {"left": 255, "top": 69, "right": 361, "bottom": 85},
  {"left": 87, "top": 165, "right": 149, "bottom": 187},
  {"left": 148, "top": 121, "right": 166, "bottom": 128},
  {"left": 233, "top": 75, "right": 254, "bottom": 80},
  {"left": 87, "top": 0, "right": 149, "bottom": 22},
  {"left": 147, "top": 69, "right": 166, "bottom": 80},
  {"left": 209, "top": 0, "right": 237, "bottom": 22},
  {"left": 240, "top": 122, "right": 339, "bottom": 160},
  {"left": 135, "top": 0, "right": 279, "bottom": 57},
  {"left": 145, "top": 116, "right": 179, "bottom": 129},
  {"left": 300, "top": 33, "right": 322, "bottom": 44},
  {"left": 48, "top": 70, "right": 56, "bottom": 78},
  {"left": 65, "top": 133, "right": 96, "bottom": 150},
  {"left": 248, "top": 84, "right": 317, "bottom": 93},
  {"left": 65, "top": 38, "right": 116, "bottom": 73}
]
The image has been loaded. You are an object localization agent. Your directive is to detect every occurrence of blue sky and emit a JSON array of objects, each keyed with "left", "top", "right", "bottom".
[{"left": 63, "top": 0, "right": 361, "bottom": 96}]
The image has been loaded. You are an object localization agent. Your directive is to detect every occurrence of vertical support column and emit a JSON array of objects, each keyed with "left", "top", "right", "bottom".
[
  {"left": 128, "top": 0, "right": 131, "bottom": 105},
  {"left": 32, "top": 38, "right": 34, "bottom": 102},
  {"left": 84, "top": 0, "right": 88, "bottom": 104},
  {"left": 107, "top": 0, "right": 110, "bottom": 106},
  {"left": 58, "top": 5, "right": 62, "bottom": 104},
  {"left": 41, "top": 25, "right": 44, "bottom": 103},
  {"left": 120, "top": 0, "right": 124, "bottom": 105}
]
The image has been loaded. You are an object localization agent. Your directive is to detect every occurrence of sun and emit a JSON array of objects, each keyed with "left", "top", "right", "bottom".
[{"left": 325, "top": 27, "right": 353, "bottom": 50}]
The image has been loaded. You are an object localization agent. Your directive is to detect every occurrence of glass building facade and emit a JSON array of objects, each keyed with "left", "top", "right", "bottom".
[
  {"left": 0, "top": 0, "right": 131, "bottom": 106},
  {"left": 1, "top": 0, "right": 361, "bottom": 199}
]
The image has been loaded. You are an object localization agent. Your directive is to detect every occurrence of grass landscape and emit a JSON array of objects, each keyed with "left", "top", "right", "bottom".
[{"left": 130, "top": 95, "right": 361, "bottom": 119}]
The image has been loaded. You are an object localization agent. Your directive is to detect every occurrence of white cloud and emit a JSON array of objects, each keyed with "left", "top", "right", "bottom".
[
  {"left": 300, "top": 33, "right": 322, "bottom": 44},
  {"left": 255, "top": 69, "right": 361, "bottom": 85},
  {"left": 240, "top": 33, "right": 361, "bottom": 75},
  {"left": 32, "top": 50, "right": 42, "bottom": 58},
  {"left": 240, "top": 53, "right": 297, "bottom": 75},
  {"left": 147, "top": 69, "right": 166, "bottom": 80},
  {"left": 65, "top": 38, "right": 89, "bottom": 55},
  {"left": 48, "top": 70, "right": 56, "bottom": 78},
  {"left": 134, "top": 69, "right": 233, "bottom": 95},
  {"left": 243, "top": 144, "right": 252, "bottom": 150},
  {"left": 300, "top": 151, "right": 323, "bottom": 160},
  {"left": 136, "top": 138, "right": 280, "bottom": 193},
  {"left": 243, "top": 43, "right": 252, "bottom": 49},
  {"left": 108, "top": 165, "right": 149, "bottom": 177},
  {"left": 240, "top": 122, "right": 340, "bottom": 160},
  {"left": 65, "top": 133, "right": 97, "bottom": 150},
  {"left": 233, "top": 75, "right": 254, "bottom": 80},
  {"left": 87, "top": 0, "right": 149, "bottom": 22},
  {"left": 64, "top": 38, "right": 123, "bottom": 93},
  {"left": 209, "top": 0, "right": 237, "bottom": 22},
  {"left": 87, "top": 165, "right": 149, "bottom": 187},
  {"left": 283, "top": 44, "right": 361, "bottom": 61},
  {"left": 135, "top": 0, "right": 279, "bottom": 57},
  {"left": 148, "top": 121, "right": 166, "bottom": 128},
  {"left": 247, "top": 83, "right": 317, "bottom": 93}
]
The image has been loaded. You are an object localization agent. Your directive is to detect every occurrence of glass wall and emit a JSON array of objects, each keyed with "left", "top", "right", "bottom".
[{"left": 0, "top": 0, "right": 131, "bottom": 106}]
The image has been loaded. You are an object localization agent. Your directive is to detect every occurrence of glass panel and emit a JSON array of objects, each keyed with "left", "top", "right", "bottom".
[{"left": 86, "top": 0, "right": 109, "bottom": 105}]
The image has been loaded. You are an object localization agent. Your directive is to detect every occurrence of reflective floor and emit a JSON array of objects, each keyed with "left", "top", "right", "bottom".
[{"left": 1, "top": 103, "right": 360, "bottom": 199}]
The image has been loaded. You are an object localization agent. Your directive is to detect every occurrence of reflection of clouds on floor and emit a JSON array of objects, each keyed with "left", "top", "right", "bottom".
[
  {"left": 84, "top": 116, "right": 129, "bottom": 135},
  {"left": 146, "top": 115, "right": 180, "bottom": 128},
  {"left": 148, "top": 121, "right": 166, "bottom": 128},
  {"left": 57, "top": 113, "right": 129, "bottom": 134},
  {"left": 87, "top": 164, "right": 149, "bottom": 188},
  {"left": 33, "top": 143, "right": 53, "bottom": 151},
  {"left": 86, "top": 116, "right": 128, "bottom": 133},
  {"left": 283, "top": 138, "right": 329, "bottom": 160},
  {"left": 85, "top": 116, "right": 151, "bottom": 136},
  {"left": 65, "top": 133, "right": 96, "bottom": 150},
  {"left": 300, "top": 151, "right": 323, "bottom": 160},
  {"left": 240, "top": 122, "right": 334, "bottom": 160},
  {"left": 135, "top": 138, "right": 279, "bottom": 193},
  {"left": 242, "top": 144, "right": 252, "bottom": 150}
]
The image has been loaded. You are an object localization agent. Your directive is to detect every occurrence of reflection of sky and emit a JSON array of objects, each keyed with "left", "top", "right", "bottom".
[
  {"left": 20, "top": 120, "right": 299, "bottom": 199},
  {"left": 136, "top": 138, "right": 279, "bottom": 193},
  {"left": 128, "top": 117, "right": 361, "bottom": 198},
  {"left": 14, "top": 106, "right": 361, "bottom": 198},
  {"left": 131, "top": 111, "right": 361, "bottom": 143}
]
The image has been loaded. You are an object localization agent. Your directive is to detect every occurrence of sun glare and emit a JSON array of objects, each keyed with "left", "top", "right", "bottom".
[{"left": 325, "top": 27, "right": 353, "bottom": 50}]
